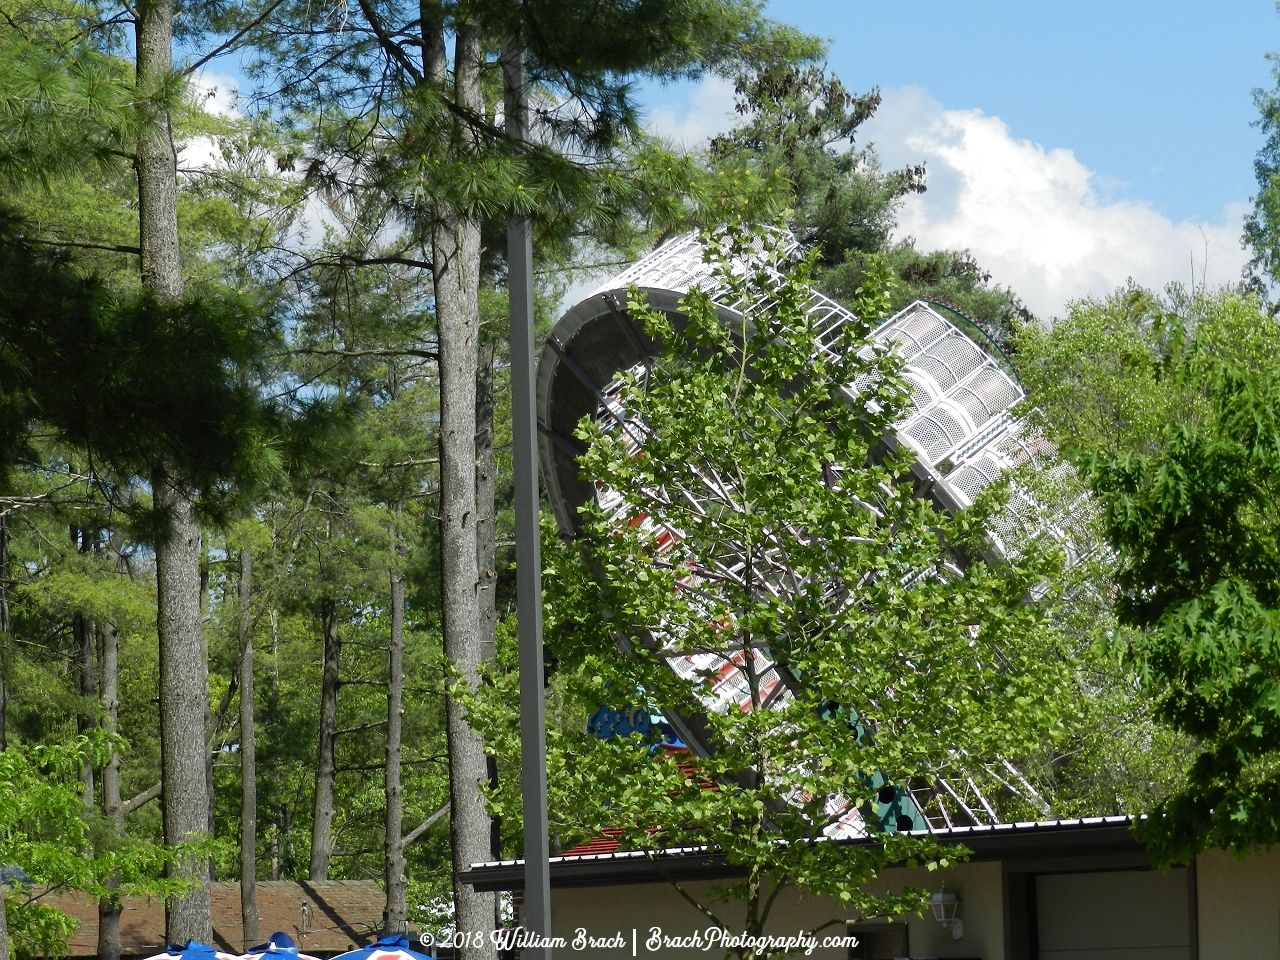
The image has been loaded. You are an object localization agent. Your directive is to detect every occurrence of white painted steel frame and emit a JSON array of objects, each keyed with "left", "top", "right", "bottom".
[{"left": 536, "top": 231, "right": 1063, "bottom": 833}]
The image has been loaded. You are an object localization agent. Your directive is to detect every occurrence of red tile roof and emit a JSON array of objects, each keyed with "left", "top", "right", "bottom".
[
  {"left": 560, "top": 829, "right": 623, "bottom": 858},
  {"left": 559, "top": 745, "right": 716, "bottom": 859}
]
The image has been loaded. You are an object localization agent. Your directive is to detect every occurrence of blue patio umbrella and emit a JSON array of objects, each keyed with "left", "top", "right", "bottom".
[
  {"left": 331, "top": 934, "right": 434, "bottom": 960},
  {"left": 141, "top": 941, "right": 241, "bottom": 960},
  {"left": 243, "top": 932, "right": 322, "bottom": 960}
]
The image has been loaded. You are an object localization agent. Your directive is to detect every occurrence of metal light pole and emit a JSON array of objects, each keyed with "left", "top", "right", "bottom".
[{"left": 502, "top": 32, "right": 552, "bottom": 960}]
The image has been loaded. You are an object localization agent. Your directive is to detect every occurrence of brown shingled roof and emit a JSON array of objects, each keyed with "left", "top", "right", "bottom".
[{"left": 44, "top": 881, "right": 385, "bottom": 958}]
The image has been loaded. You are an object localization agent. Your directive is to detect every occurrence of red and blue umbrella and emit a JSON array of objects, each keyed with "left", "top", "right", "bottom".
[
  {"left": 142, "top": 942, "right": 240, "bottom": 960},
  {"left": 331, "top": 934, "right": 434, "bottom": 960},
  {"left": 242, "top": 932, "right": 322, "bottom": 960}
]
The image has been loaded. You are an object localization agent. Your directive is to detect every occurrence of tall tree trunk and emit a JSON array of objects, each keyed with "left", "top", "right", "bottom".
[
  {"left": 432, "top": 20, "right": 497, "bottom": 958},
  {"left": 98, "top": 619, "right": 123, "bottom": 960},
  {"left": 477, "top": 347, "right": 497, "bottom": 665},
  {"left": 309, "top": 597, "right": 340, "bottom": 880},
  {"left": 73, "top": 528, "right": 96, "bottom": 804},
  {"left": 154, "top": 470, "right": 212, "bottom": 943},
  {"left": 136, "top": 0, "right": 210, "bottom": 934},
  {"left": 238, "top": 547, "right": 258, "bottom": 949},
  {"left": 73, "top": 607, "right": 95, "bottom": 803},
  {"left": 0, "top": 515, "right": 9, "bottom": 752},
  {"left": 201, "top": 536, "right": 214, "bottom": 846},
  {"left": 135, "top": 0, "right": 182, "bottom": 302},
  {"left": 0, "top": 877, "right": 9, "bottom": 960},
  {"left": 384, "top": 380, "right": 407, "bottom": 933},
  {"left": 269, "top": 605, "right": 281, "bottom": 883},
  {"left": 383, "top": 568, "right": 406, "bottom": 935},
  {"left": 476, "top": 348, "right": 502, "bottom": 868}
]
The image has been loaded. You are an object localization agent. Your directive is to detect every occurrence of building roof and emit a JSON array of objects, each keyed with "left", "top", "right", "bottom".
[
  {"left": 559, "top": 829, "right": 624, "bottom": 858},
  {"left": 462, "top": 816, "right": 1146, "bottom": 891},
  {"left": 46, "top": 881, "right": 385, "bottom": 957}
]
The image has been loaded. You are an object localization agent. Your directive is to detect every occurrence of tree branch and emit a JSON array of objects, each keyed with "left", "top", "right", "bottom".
[
  {"left": 24, "top": 237, "right": 141, "bottom": 256},
  {"left": 122, "top": 782, "right": 161, "bottom": 815},
  {"left": 180, "top": 0, "right": 289, "bottom": 78},
  {"left": 402, "top": 802, "right": 449, "bottom": 846},
  {"left": 359, "top": 458, "right": 438, "bottom": 469},
  {"left": 649, "top": 854, "right": 729, "bottom": 931},
  {"left": 209, "top": 673, "right": 237, "bottom": 741},
  {"left": 293, "top": 347, "right": 437, "bottom": 362},
  {"left": 334, "top": 757, "right": 441, "bottom": 772},
  {"left": 336, "top": 719, "right": 387, "bottom": 736},
  {"left": 330, "top": 253, "right": 433, "bottom": 271},
  {"left": 350, "top": 0, "right": 422, "bottom": 83}
]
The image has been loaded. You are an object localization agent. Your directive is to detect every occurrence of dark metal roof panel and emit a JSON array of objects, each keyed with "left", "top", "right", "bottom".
[{"left": 461, "top": 817, "right": 1143, "bottom": 892}]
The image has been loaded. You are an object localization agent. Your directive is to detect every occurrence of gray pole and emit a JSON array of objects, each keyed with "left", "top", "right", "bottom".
[{"left": 502, "top": 33, "right": 552, "bottom": 959}]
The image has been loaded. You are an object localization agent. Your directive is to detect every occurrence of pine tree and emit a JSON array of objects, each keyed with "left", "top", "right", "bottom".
[{"left": 237, "top": 2, "right": 817, "bottom": 946}]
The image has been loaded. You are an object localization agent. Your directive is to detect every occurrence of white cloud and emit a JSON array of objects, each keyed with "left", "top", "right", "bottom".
[
  {"left": 179, "top": 72, "right": 242, "bottom": 170},
  {"left": 645, "top": 76, "right": 738, "bottom": 149},
  {"left": 861, "top": 87, "right": 1250, "bottom": 318},
  {"left": 192, "top": 71, "right": 242, "bottom": 119},
  {"left": 637, "top": 79, "right": 1251, "bottom": 318}
]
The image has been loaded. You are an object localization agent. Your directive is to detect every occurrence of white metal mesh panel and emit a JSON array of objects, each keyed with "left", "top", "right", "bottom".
[
  {"left": 953, "top": 366, "right": 1022, "bottom": 428},
  {"left": 563, "top": 232, "right": 1095, "bottom": 831},
  {"left": 903, "top": 372, "right": 937, "bottom": 412},
  {"left": 883, "top": 307, "right": 948, "bottom": 358},
  {"left": 948, "top": 460, "right": 1002, "bottom": 502},
  {"left": 864, "top": 304, "right": 1026, "bottom": 476},
  {"left": 905, "top": 407, "right": 968, "bottom": 461},
  {"left": 942, "top": 418, "right": 1036, "bottom": 507},
  {"left": 594, "top": 229, "right": 803, "bottom": 303},
  {"left": 914, "top": 339, "right": 983, "bottom": 392}
]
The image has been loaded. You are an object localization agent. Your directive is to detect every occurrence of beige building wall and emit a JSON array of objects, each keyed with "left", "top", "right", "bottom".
[
  {"left": 1034, "top": 868, "right": 1189, "bottom": 960},
  {"left": 867, "top": 860, "right": 1004, "bottom": 960},
  {"left": 524, "top": 839, "right": 1280, "bottom": 958},
  {"left": 1197, "top": 846, "right": 1280, "bottom": 960},
  {"left": 549, "top": 860, "right": 1004, "bottom": 960}
]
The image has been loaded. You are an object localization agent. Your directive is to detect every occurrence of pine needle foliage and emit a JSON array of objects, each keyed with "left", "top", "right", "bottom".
[
  {"left": 710, "top": 66, "right": 924, "bottom": 265},
  {"left": 0, "top": 210, "right": 284, "bottom": 521},
  {"left": 1246, "top": 52, "right": 1280, "bottom": 294},
  {"left": 0, "top": 5, "right": 134, "bottom": 189}
]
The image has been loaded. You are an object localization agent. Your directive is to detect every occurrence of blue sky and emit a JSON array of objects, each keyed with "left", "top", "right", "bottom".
[
  {"left": 638, "top": 1, "right": 1280, "bottom": 314},
  {"left": 194, "top": 2, "right": 1280, "bottom": 316},
  {"left": 762, "top": 0, "right": 1276, "bottom": 224}
]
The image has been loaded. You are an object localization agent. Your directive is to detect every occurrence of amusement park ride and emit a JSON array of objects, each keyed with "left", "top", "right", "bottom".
[{"left": 534, "top": 230, "right": 1086, "bottom": 837}]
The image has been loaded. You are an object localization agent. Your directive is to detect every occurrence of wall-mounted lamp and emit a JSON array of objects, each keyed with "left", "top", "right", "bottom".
[{"left": 930, "top": 883, "right": 964, "bottom": 940}]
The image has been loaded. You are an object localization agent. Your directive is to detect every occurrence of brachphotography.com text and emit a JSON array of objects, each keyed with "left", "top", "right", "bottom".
[{"left": 420, "top": 926, "right": 860, "bottom": 955}]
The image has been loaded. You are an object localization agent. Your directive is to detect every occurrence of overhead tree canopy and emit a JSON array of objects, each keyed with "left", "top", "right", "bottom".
[{"left": 0, "top": 211, "right": 283, "bottom": 514}]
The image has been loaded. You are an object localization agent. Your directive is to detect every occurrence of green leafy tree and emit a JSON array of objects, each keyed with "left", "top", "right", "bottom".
[
  {"left": 0, "top": 737, "right": 182, "bottom": 960},
  {"left": 474, "top": 231, "right": 1075, "bottom": 955},
  {"left": 1072, "top": 290, "right": 1280, "bottom": 864},
  {"left": 1015, "top": 287, "right": 1208, "bottom": 458},
  {"left": 1245, "top": 51, "right": 1280, "bottom": 295},
  {"left": 822, "top": 246, "right": 1033, "bottom": 342},
  {"left": 999, "top": 289, "right": 1280, "bottom": 822}
]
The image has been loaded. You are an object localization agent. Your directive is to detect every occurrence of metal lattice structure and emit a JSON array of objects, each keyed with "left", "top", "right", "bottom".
[{"left": 535, "top": 230, "right": 1064, "bottom": 833}]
